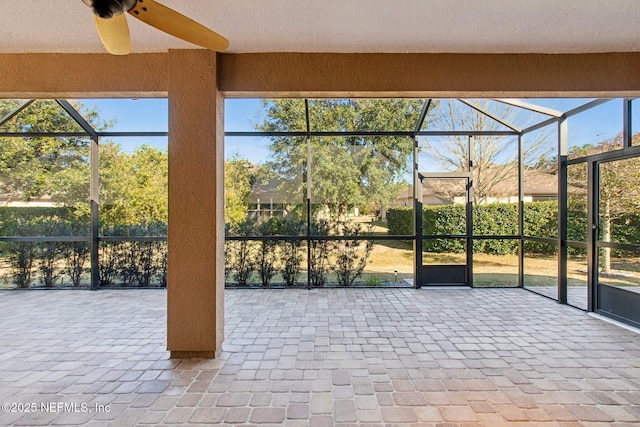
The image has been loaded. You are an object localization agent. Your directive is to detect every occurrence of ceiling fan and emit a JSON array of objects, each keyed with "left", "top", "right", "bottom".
[{"left": 81, "top": 0, "right": 229, "bottom": 55}]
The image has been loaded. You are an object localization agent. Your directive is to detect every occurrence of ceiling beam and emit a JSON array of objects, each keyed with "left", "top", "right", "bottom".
[
  {"left": 217, "top": 52, "right": 640, "bottom": 98},
  {"left": 0, "top": 53, "right": 168, "bottom": 98},
  {"left": 2, "top": 51, "right": 640, "bottom": 99}
]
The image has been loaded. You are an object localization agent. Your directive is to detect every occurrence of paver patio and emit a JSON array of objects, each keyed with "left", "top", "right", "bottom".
[{"left": 0, "top": 288, "right": 639, "bottom": 426}]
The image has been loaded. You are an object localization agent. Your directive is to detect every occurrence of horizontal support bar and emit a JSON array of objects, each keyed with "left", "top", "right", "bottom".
[
  {"left": 523, "top": 236, "right": 558, "bottom": 244},
  {"left": 596, "top": 241, "right": 640, "bottom": 251},
  {"left": 0, "top": 236, "right": 167, "bottom": 243},
  {"left": 225, "top": 235, "right": 412, "bottom": 241},
  {"left": 0, "top": 236, "right": 90, "bottom": 242},
  {"left": 567, "top": 240, "right": 588, "bottom": 249},
  {"left": 0, "top": 131, "right": 168, "bottom": 138},
  {"left": 568, "top": 145, "right": 640, "bottom": 164},
  {"left": 226, "top": 234, "right": 521, "bottom": 242},
  {"left": 225, "top": 130, "right": 520, "bottom": 138},
  {"left": 471, "top": 235, "right": 520, "bottom": 240},
  {"left": 421, "top": 235, "right": 520, "bottom": 240},
  {"left": 422, "top": 234, "right": 468, "bottom": 239},
  {"left": 99, "top": 236, "right": 167, "bottom": 242},
  {"left": 1, "top": 130, "right": 523, "bottom": 139}
]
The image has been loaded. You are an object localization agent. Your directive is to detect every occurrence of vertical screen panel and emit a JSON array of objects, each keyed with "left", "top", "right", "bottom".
[
  {"left": 598, "top": 158, "right": 640, "bottom": 245},
  {"left": 473, "top": 239, "right": 519, "bottom": 287},
  {"left": 567, "top": 249, "right": 588, "bottom": 310},
  {"left": 522, "top": 124, "right": 558, "bottom": 238},
  {"left": 567, "top": 99, "right": 624, "bottom": 159},
  {"left": 523, "top": 240, "right": 558, "bottom": 300},
  {"left": 632, "top": 99, "right": 640, "bottom": 146}
]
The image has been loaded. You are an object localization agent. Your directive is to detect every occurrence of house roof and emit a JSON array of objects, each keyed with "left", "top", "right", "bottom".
[
  {"left": 396, "top": 167, "right": 567, "bottom": 201},
  {"left": 1, "top": 1, "right": 639, "bottom": 55}
]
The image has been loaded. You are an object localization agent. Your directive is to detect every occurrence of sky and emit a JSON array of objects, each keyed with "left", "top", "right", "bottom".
[{"left": 65, "top": 97, "right": 639, "bottom": 164}]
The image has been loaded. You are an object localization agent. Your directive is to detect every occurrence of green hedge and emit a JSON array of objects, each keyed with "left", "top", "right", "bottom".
[
  {"left": 386, "top": 207, "right": 413, "bottom": 236},
  {"left": 0, "top": 207, "right": 73, "bottom": 234},
  {"left": 387, "top": 200, "right": 640, "bottom": 255}
]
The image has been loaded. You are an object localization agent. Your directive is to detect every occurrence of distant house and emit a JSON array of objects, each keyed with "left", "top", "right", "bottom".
[
  {"left": 393, "top": 167, "right": 563, "bottom": 207},
  {"left": 246, "top": 178, "right": 295, "bottom": 220},
  {"left": 247, "top": 177, "right": 360, "bottom": 220}
]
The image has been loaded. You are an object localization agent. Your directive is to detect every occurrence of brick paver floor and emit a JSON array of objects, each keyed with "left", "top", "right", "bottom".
[{"left": 0, "top": 288, "right": 639, "bottom": 426}]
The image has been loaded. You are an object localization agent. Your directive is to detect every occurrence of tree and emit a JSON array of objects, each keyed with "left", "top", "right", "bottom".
[
  {"left": 99, "top": 141, "right": 168, "bottom": 227},
  {"left": 421, "top": 99, "right": 554, "bottom": 204},
  {"left": 128, "top": 145, "right": 168, "bottom": 224},
  {"left": 224, "top": 156, "right": 255, "bottom": 229},
  {"left": 0, "top": 100, "right": 169, "bottom": 229},
  {"left": 258, "top": 99, "right": 423, "bottom": 219},
  {"left": 568, "top": 133, "right": 640, "bottom": 272},
  {"left": 0, "top": 100, "right": 106, "bottom": 215}
]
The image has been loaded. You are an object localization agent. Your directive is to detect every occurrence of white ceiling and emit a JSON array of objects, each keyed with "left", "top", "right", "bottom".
[{"left": 1, "top": 0, "right": 639, "bottom": 54}]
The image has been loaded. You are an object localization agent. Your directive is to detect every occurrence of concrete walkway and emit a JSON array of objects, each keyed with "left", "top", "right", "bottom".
[{"left": 0, "top": 288, "right": 639, "bottom": 426}]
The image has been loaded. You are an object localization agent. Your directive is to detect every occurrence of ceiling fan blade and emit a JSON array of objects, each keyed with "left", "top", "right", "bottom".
[
  {"left": 128, "top": 0, "right": 229, "bottom": 51},
  {"left": 94, "top": 13, "right": 131, "bottom": 55}
]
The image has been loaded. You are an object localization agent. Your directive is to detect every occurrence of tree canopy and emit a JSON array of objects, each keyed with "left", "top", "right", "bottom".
[
  {"left": 99, "top": 142, "right": 168, "bottom": 227},
  {"left": 0, "top": 100, "right": 168, "bottom": 229},
  {"left": 224, "top": 156, "right": 255, "bottom": 229},
  {"left": 257, "top": 99, "right": 424, "bottom": 218},
  {"left": 0, "top": 100, "right": 100, "bottom": 206}
]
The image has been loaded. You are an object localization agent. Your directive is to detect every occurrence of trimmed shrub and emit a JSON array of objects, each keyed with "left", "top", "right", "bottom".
[
  {"left": 328, "top": 221, "right": 374, "bottom": 286},
  {"left": 309, "top": 220, "right": 331, "bottom": 287},
  {"left": 280, "top": 220, "right": 304, "bottom": 286},
  {"left": 386, "top": 207, "right": 413, "bottom": 236},
  {"left": 387, "top": 200, "right": 639, "bottom": 255}
]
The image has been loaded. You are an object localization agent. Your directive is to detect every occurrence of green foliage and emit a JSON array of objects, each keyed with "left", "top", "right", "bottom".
[
  {"left": 99, "top": 223, "right": 168, "bottom": 287},
  {"left": 474, "top": 203, "right": 518, "bottom": 235},
  {"left": 227, "top": 221, "right": 256, "bottom": 286},
  {"left": 1, "top": 233, "right": 37, "bottom": 288},
  {"left": 224, "top": 156, "right": 255, "bottom": 228},
  {"left": 0, "top": 207, "right": 75, "bottom": 234},
  {"left": 523, "top": 201, "right": 558, "bottom": 254},
  {"left": 387, "top": 200, "right": 640, "bottom": 256},
  {"left": 98, "top": 242, "right": 118, "bottom": 287},
  {"left": 99, "top": 142, "right": 168, "bottom": 227},
  {"left": 309, "top": 220, "right": 331, "bottom": 287},
  {"left": 258, "top": 99, "right": 422, "bottom": 217},
  {"left": 364, "top": 275, "right": 384, "bottom": 287},
  {"left": 280, "top": 220, "right": 304, "bottom": 286},
  {"left": 0, "top": 100, "right": 167, "bottom": 228},
  {"left": 523, "top": 200, "right": 558, "bottom": 237},
  {"left": 37, "top": 218, "right": 65, "bottom": 287},
  {"left": 256, "top": 218, "right": 282, "bottom": 286},
  {"left": 63, "top": 240, "right": 89, "bottom": 287},
  {"left": 224, "top": 217, "right": 377, "bottom": 287},
  {"left": 386, "top": 207, "right": 413, "bottom": 236},
  {"left": 0, "top": 100, "right": 169, "bottom": 287},
  {"left": 0, "top": 215, "right": 90, "bottom": 288},
  {"left": 0, "top": 100, "right": 101, "bottom": 209},
  {"left": 4, "top": 241, "right": 36, "bottom": 288},
  {"left": 329, "top": 221, "right": 374, "bottom": 286},
  {"left": 1, "top": 217, "right": 49, "bottom": 288}
]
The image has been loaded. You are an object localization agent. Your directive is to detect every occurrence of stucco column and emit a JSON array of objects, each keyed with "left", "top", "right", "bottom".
[{"left": 167, "top": 49, "right": 224, "bottom": 358}]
